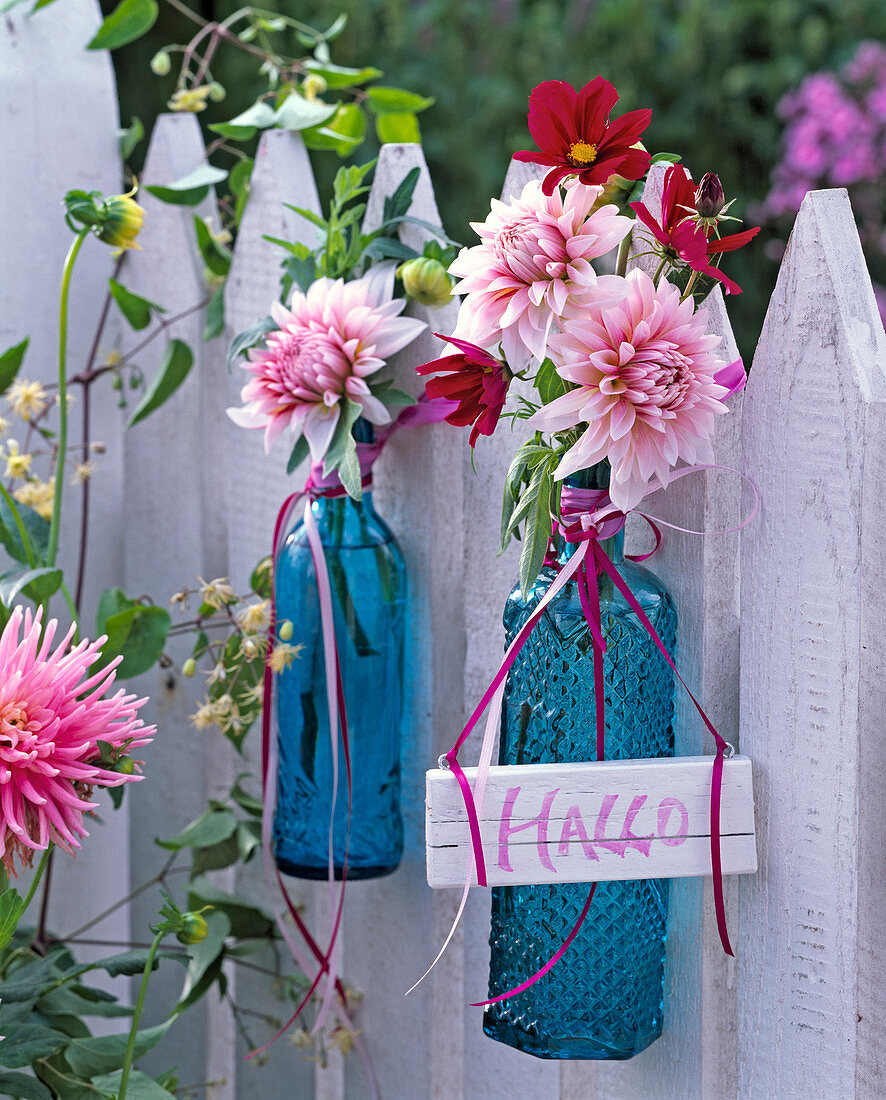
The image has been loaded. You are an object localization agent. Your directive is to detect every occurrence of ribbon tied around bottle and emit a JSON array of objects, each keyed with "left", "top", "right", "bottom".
[{"left": 412, "top": 465, "right": 759, "bottom": 1006}]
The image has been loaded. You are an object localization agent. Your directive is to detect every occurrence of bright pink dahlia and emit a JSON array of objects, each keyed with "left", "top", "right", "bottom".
[
  {"left": 449, "top": 178, "right": 632, "bottom": 369},
  {"left": 227, "top": 268, "right": 425, "bottom": 461},
  {"left": 0, "top": 607, "right": 153, "bottom": 876},
  {"left": 531, "top": 269, "right": 730, "bottom": 511}
]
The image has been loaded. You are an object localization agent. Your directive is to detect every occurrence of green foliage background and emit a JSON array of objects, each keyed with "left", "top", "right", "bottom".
[{"left": 107, "top": 0, "right": 886, "bottom": 358}]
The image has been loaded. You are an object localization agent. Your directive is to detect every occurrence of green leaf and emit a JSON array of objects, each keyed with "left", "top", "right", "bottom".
[
  {"left": 228, "top": 317, "right": 273, "bottom": 369},
  {"left": 193, "top": 216, "right": 232, "bottom": 277},
  {"left": 127, "top": 339, "right": 193, "bottom": 427},
  {"left": 366, "top": 86, "right": 435, "bottom": 115},
  {"left": 203, "top": 284, "right": 225, "bottom": 342},
  {"left": 0, "top": 1021, "right": 69, "bottom": 1068},
  {"left": 191, "top": 832, "right": 240, "bottom": 875},
  {"left": 285, "top": 433, "right": 310, "bottom": 475},
  {"left": 94, "top": 948, "right": 186, "bottom": 978},
  {"left": 535, "top": 358, "right": 569, "bottom": 406},
  {"left": 65, "top": 1019, "right": 173, "bottom": 1077},
  {"left": 96, "top": 586, "right": 134, "bottom": 634},
  {"left": 369, "top": 384, "right": 415, "bottom": 408},
  {"left": 0, "top": 337, "right": 28, "bottom": 396},
  {"left": 209, "top": 101, "right": 275, "bottom": 141},
  {"left": 383, "top": 167, "right": 420, "bottom": 222},
  {"left": 108, "top": 278, "right": 162, "bottom": 331},
  {"left": 228, "top": 158, "right": 253, "bottom": 226},
  {"left": 0, "top": 497, "right": 49, "bottom": 566},
  {"left": 187, "top": 878, "right": 275, "bottom": 939},
  {"left": 301, "top": 124, "right": 363, "bottom": 153},
  {"left": 0, "top": 1071, "right": 53, "bottom": 1099},
  {"left": 230, "top": 775, "right": 263, "bottom": 817},
  {"left": 321, "top": 398, "right": 361, "bottom": 478},
  {"left": 308, "top": 103, "right": 366, "bottom": 157},
  {"left": 0, "top": 955, "right": 58, "bottom": 1004},
  {"left": 32, "top": 1054, "right": 98, "bottom": 1100},
  {"left": 156, "top": 808, "right": 238, "bottom": 852},
  {"left": 119, "top": 116, "right": 144, "bottom": 161},
  {"left": 175, "top": 910, "right": 229, "bottom": 1012},
  {"left": 375, "top": 112, "right": 421, "bottom": 144},
  {"left": 145, "top": 164, "right": 228, "bottom": 207},
  {"left": 92, "top": 1070, "right": 176, "bottom": 1099},
  {"left": 302, "top": 60, "right": 382, "bottom": 89},
  {"left": 338, "top": 435, "right": 361, "bottom": 500},
  {"left": 236, "top": 819, "right": 261, "bottom": 862},
  {"left": 362, "top": 237, "right": 416, "bottom": 263},
  {"left": 38, "top": 985, "right": 131, "bottom": 1020},
  {"left": 87, "top": 0, "right": 157, "bottom": 51},
  {"left": 0, "top": 886, "right": 25, "bottom": 952},
  {"left": 0, "top": 567, "right": 62, "bottom": 606},
  {"left": 98, "top": 604, "right": 171, "bottom": 679},
  {"left": 519, "top": 463, "right": 554, "bottom": 600},
  {"left": 273, "top": 92, "right": 338, "bottom": 132},
  {"left": 281, "top": 204, "right": 327, "bottom": 232}
]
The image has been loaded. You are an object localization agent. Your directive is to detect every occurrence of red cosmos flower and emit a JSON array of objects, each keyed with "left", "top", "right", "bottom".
[
  {"left": 514, "top": 77, "right": 652, "bottom": 196},
  {"left": 630, "top": 164, "right": 760, "bottom": 294},
  {"left": 416, "top": 335, "right": 510, "bottom": 446}
]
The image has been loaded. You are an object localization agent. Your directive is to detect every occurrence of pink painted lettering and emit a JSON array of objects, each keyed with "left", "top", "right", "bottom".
[
  {"left": 556, "top": 805, "right": 600, "bottom": 861},
  {"left": 657, "top": 797, "right": 689, "bottom": 847},
  {"left": 498, "top": 786, "right": 559, "bottom": 873}
]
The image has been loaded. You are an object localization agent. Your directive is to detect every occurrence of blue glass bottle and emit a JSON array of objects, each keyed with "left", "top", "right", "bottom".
[
  {"left": 484, "top": 470, "right": 677, "bottom": 1059},
  {"left": 272, "top": 440, "right": 405, "bottom": 880}
]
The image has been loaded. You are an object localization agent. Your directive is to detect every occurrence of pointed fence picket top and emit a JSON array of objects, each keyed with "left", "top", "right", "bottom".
[
  {"left": 122, "top": 111, "right": 233, "bottom": 1090},
  {"left": 738, "top": 189, "right": 886, "bottom": 1098},
  {"left": 224, "top": 129, "right": 324, "bottom": 592}
]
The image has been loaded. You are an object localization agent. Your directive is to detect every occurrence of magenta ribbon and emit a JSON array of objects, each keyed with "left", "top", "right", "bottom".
[{"left": 253, "top": 396, "right": 452, "bottom": 1065}]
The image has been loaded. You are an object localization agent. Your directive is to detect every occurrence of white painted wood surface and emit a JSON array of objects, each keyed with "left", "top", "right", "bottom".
[
  {"left": 426, "top": 756, "right": 756, "bottom": 887},
  {"left": 738, "top": 188, "right": 886, "bottom": 1100},
  {"left": 0, "top": 0, "right": 129, "bottom": 1024}
]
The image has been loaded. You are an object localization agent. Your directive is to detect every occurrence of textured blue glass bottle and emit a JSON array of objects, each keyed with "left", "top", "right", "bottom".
[
  {"left": 272, "top": 470, "right": 405, "bottom": 880},
  {"left": 484, "top": 481, "right": 677, "bottom": 1059}
]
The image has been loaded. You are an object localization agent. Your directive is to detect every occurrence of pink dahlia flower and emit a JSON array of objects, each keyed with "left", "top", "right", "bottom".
[
  {"left": 227, "top": 267, "right": 426, "bottom": 461},
  {"left": 531, "top": 269, "right": 730, "bottom": 511},
  {"left": 449, "top": 178, "right": 632, "bottom": 368},
  {"left": 0, "top": 607, "right": 154, "bottom": 876}
]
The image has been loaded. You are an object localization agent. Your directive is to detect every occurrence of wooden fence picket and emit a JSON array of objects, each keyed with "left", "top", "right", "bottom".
[{"left": 738, "top": 188, "right": 886, "bottom": 1099}]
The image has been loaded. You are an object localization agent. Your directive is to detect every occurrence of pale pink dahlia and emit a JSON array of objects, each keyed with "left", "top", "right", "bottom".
[
  {"left": 0, "top": 607, "right": 154, "bottom": 876},
  {"left": 531, "top": 269, "right": 730, "bottom": 511},
  {"left": 227, "top": 268, "right": 425, "bottom": 461},
  {"left": 449, "top": 178, "right": 632, "bottom": 368}
]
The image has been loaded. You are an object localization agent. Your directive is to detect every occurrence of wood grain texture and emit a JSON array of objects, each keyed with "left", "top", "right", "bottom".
[
  {"left": 122, "top": 112, "right": 232, "bottom": 1089},
  {"left": 738, "top": 188, "right": 886, "bottom": 1099},
  {"left": 0, "top": 0, "right": 129, "bottom": 1031}
]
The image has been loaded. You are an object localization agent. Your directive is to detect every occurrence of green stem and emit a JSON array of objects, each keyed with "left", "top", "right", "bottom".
[
  {"left": 680, "top": 270, "right": 700, "bottom": 302},
  {"left": 615, "top": 233, "right": 632, "bottom": 277},
  {"left": 118, "top": 929, "right": 164, "bottom": 1100},
  {"left": 651, "top": 257, "right": 668, "bottom": 287},
  {"left": 48, "top": 230, "right": 88, "bottom": 569},
  {"left": 20, "top": 848, "right": 52, "bottom": 916}
]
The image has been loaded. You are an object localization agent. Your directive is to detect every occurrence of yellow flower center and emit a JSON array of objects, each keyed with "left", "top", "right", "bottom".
[{"left": 568, "top": 140, "right": 598, "bottom": 167}]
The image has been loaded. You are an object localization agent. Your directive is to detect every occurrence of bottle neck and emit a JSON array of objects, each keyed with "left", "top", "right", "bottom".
[
  {"left": 310, "top": 490, "right": 378, "bottom": 541},
  {"left": 558, "top": 527, "right": 624, "bottom": 565},
  {"left": 558, "top": 462, "right": 623, "bottom": 564}
]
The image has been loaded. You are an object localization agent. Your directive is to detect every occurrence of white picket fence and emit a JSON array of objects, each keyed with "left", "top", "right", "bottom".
[{"left": 2, "top": 2, "right": 885, "bottom": 1098}]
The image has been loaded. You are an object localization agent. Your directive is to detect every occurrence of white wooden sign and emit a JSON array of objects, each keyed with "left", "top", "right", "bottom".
[{"left": 426, "top": 755, "right": 757, "bottom": 888}]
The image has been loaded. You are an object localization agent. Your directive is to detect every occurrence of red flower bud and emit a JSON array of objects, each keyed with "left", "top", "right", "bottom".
[{"left": 695, "top": 173, "right": 725, "bottom": 219}]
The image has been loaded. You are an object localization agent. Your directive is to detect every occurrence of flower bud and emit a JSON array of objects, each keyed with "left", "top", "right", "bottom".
[
  {"left": 302, "top": 74, "right": 328, "bottom": 101},
  {"left": 278, "top": 619, "right": 294, "bottom": 642},
  {"left": 176, "top": 912, "right": 209, "bottom": 945},
  {"left": 208, "top": 81, "right": 226, "bottom": 103},
  {"left": 97, "top": 193, "right": 145, "bottom": 251},
  {"left": 182, "top": 657, "right": 197, "bottom": 678},
  {"left": 150, "top": 50, "right": 172, "bottom": 76},
  {"left": 695, "top": 173, "right": 725, "bottom": 219},
  {"left": 397, "top": 258, "right": 453, "bottom": 308},
  {"left": 115, "top": 757, "right": 136, "bottom": 775}
]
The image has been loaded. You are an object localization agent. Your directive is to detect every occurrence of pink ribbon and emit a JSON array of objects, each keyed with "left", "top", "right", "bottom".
[{"left": 253, "top": 396, "right": 451, "bottom": 1069}]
